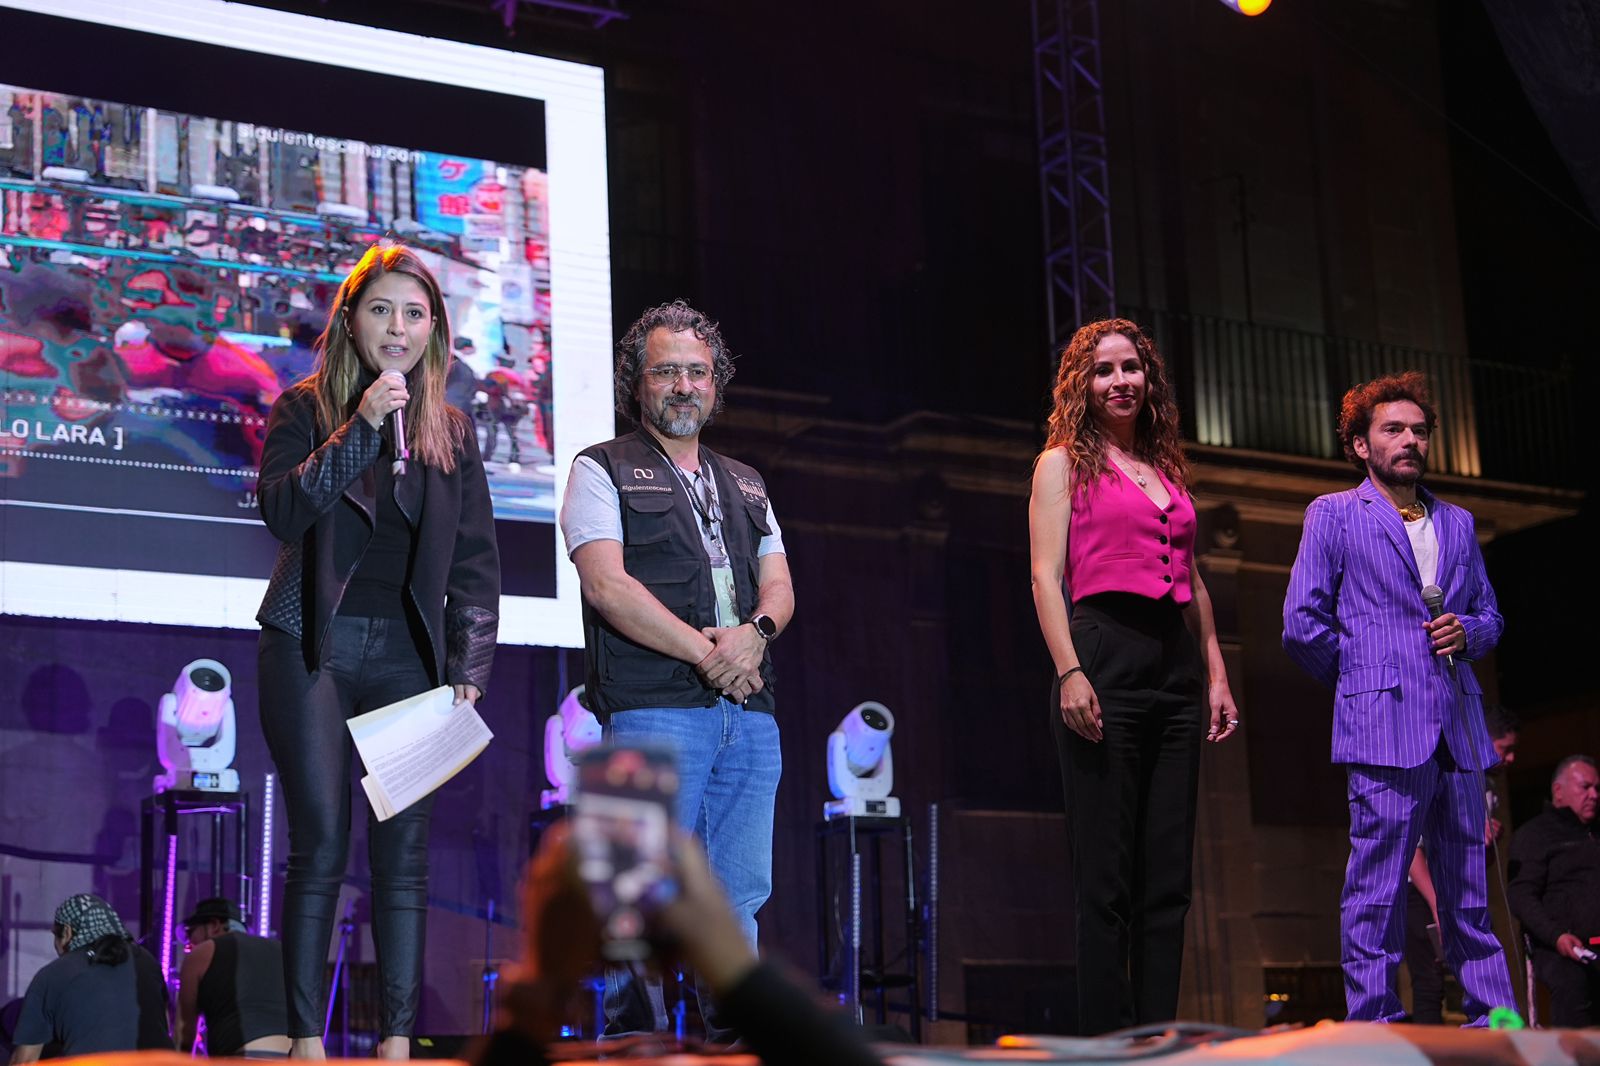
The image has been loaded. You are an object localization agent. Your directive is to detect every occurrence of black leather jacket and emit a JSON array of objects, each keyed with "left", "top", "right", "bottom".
[{"left": 255, "top": 381, "right": 499, "bottom": 693}]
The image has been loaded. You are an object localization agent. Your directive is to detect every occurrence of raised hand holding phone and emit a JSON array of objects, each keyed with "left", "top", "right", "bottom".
[{"left": 571, "top": 746, "right": 679, "bottom": 961}]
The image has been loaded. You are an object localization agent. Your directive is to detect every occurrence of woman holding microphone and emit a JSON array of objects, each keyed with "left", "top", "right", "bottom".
[
  {"left": 1028, "top": 318, "right": 1237, "bottom": 1035},
  {"left": 256, "top": 245, "right": 500, "bottom": 1058}
]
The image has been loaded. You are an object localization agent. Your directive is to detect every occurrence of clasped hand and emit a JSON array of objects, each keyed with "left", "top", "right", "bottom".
[{"left": 696, "top": 624, "right": 765, "bottom": 703}]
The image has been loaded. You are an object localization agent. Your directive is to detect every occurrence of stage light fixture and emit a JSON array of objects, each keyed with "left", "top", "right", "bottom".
[
  {"left": 824, "top": 701, "right": 900, "bottom": 820},
  {"left": 540, "top": 686, "right": 602, "bottom": 808},
  {"left": 1218, "top": 0, "right": 1271, "bottom": 13},
  {"left": 155, "top": 659, "right": 240, "bottom": 793}
]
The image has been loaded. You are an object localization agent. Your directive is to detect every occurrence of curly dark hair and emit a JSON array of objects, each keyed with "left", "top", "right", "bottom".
[
  {"left": 1336, "top": 371, "right": 1438, "bottom": 472},
  {"left": 1042, "top": 317, "right": 1189, "bottom": 492},
  {"left": 614, "top": 300, "right": 735, "bottom": 422}
]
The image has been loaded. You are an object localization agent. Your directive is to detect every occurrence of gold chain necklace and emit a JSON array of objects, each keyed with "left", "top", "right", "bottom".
[
  {"left": 1397, "top": 500, "right": 1426, "bottom": 522},
  {"left": 1109, "top": 449, "right": 1148, "bottom": 487}
]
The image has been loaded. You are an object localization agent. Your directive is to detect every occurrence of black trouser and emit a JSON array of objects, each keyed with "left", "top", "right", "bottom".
[
  {"left": 1533, "top": 945, "right": 1600, "bottom": 1027},
  {"left": 1403, "top": 880, "right": 1446, "bottom": 1023},
  {"left": 259, "top": 616, "right": 436, "bottom": 1039},
  {"left": 1050, "top": 593, "right": 1203, "bottom": 1036}
]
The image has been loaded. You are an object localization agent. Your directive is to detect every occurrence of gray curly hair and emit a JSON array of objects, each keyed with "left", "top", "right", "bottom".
[{"left": 614, "top": 300, "right": 736, "bottom": 422}]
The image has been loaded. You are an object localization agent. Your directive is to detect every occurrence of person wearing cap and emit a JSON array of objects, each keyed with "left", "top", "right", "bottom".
[
  {"left": 177, "top": 898, "right": 290, "bottom": 1058},
  {"left": 10, "top": 894, "right": 171, "bottom": 1062}
]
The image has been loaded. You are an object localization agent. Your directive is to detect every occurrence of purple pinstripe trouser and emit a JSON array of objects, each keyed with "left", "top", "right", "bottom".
[{"left": 1342, "top": 750, "right": 1516, "bottom": 1025}]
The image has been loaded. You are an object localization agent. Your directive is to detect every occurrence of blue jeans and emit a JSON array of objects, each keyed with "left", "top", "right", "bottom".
[{"left": 600, "top": 701, "right": 782, "bottom": 1040}]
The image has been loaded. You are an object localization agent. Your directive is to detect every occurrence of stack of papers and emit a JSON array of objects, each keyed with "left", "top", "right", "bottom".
[{"left": 346, "top": 686, "right": 494, "bottom": 820}]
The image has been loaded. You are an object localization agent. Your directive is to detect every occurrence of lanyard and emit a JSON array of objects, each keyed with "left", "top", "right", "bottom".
[{"left": 639, "top": 433, "right": 722, "bottom": 544}]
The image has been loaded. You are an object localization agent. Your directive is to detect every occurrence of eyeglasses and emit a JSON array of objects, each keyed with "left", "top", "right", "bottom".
[{"left": 643, "top": 364, "right": 713, "bottom": 384}]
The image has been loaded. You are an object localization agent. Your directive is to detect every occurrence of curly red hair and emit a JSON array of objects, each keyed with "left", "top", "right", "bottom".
[
  {"left": 1336, "top": 371, "right": 1437, "bottom": 472},
  {"left": 1041, "top": 318, "right": 1189, "bottom": 492}
]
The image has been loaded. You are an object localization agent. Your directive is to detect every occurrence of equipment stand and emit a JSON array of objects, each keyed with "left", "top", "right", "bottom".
[
  {"left": 815, "top": 815, "right": 921, "bottom": 1040},
  {"left": 139, "top": 790, "right": 250, "bottom": 978}
]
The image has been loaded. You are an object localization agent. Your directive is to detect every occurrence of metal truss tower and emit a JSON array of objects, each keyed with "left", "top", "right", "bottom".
[{"left": 1031, "top": 0, "right": 1115, "bottom": 347}]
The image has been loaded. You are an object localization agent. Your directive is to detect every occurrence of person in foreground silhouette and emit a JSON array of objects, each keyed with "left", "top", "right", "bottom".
[{"left": 474, "top": 824, "right": 881, "bottom": 1066}]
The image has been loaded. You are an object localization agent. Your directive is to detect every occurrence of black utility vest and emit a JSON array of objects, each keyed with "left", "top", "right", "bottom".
[{"left": 579, "top": 430, "right": 776, "bottom": 717}]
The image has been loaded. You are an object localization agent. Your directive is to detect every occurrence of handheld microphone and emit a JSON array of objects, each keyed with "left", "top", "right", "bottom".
[
  {"left": 381, "top": 369, "right": 410, "bottom": 477},
  {"left": 1420, "top": 584, "right": 1454, "bottom": 668}
]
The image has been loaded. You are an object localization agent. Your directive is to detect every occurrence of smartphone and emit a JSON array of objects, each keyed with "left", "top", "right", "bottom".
[{"left": 572, "top": 746, "right": 679, "bottom": 961}]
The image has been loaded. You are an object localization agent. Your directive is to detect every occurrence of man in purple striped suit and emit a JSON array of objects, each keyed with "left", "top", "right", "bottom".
[{"left": 1283, "top": 372, "right": 1517, "bottom": 1025}]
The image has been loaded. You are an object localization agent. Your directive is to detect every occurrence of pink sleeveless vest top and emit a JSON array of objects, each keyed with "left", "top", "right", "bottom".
[{"left": 1065, "top": 466, "right": 1196, "bottom": 606}]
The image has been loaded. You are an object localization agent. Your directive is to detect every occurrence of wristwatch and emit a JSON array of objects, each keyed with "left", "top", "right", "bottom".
[{"left": 749, "top": 613, "right": 778, "bottom": 641}]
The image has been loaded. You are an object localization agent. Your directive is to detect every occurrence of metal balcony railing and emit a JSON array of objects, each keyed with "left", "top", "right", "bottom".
[{"left": 1124, "top": 308, "right": 1578, "bottom": 488}]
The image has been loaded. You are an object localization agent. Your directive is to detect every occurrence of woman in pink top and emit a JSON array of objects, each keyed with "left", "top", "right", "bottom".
[{"left": 1028, "top": 318, "right": 1239, "bottom": 1035}]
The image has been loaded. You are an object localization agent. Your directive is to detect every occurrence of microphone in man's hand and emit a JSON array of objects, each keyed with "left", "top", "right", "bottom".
[
  {"left": 381, "top": 369, "right": 410, "bottom": 477},
  {"left": 1421, "top": 584, "right": 1454, "bottom": 667}
]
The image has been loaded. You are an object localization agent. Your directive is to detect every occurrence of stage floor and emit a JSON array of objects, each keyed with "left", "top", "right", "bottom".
[{"left": 50, "top": 1024, "right": 1600, "bottom": 1065}]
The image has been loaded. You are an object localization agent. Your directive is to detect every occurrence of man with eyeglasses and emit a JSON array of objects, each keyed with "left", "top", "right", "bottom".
[{"left": 559, "top": 299, "right": 793, "bottom": 1045}]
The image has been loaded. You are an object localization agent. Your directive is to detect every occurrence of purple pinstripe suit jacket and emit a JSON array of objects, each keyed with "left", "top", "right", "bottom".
[{"left": 1282, "top": 478, "right": 1503, "bottom": 771}]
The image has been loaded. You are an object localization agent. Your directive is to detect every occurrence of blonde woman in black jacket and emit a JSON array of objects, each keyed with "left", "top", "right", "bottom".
[{"left": 256, "top": 245, "right": 499, "bottom": 1060}]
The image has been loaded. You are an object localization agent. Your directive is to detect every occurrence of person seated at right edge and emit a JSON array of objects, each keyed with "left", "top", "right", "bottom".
[{"left": 1508, "top": 754, "right": 1600, "bottom": 1027}]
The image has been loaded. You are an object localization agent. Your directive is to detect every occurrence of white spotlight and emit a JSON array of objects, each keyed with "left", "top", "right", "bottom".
[
  {"left": 541, "top": 685, "right": 602, "bottom": 808},
  {"left": 155, "top": 658, "right": 239, "bottom": 793},
  {"left": 824, "top": 701, "right": 899, "bottom": 820}
]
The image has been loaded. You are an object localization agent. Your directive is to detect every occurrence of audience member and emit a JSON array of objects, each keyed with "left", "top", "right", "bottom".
[
  {"left": 9, "top": 894, "right": 171, "bottom": 1062},
  {"left": 1509, "top": 755, "right": 1600, "bottom": 1027},
  {"left": 177, "top": 898, "right": 290, "bottom": 1058},
  {"left": 475, "top": 823, "right": 882, "bottom": 1066}
]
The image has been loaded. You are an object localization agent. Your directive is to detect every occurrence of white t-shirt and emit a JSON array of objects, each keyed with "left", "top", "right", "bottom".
[{"left": 1404, "top": 509, "right": 1439, "bottom": 589}]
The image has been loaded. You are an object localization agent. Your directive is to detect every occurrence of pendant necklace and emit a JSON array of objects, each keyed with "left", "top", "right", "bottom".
[{"left": 1112, "top": 450, "right": 1148, "bottom": 487}]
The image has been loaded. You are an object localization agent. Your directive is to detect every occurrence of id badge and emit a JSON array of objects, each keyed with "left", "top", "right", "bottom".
[{"left": 710, "top": 566, "right": 738, "bottom": 629}]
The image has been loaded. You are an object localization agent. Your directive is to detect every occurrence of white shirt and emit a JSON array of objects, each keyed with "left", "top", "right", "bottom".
[{"left": 1404, "top": 508, "right": 1439, "bottom": 590}]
